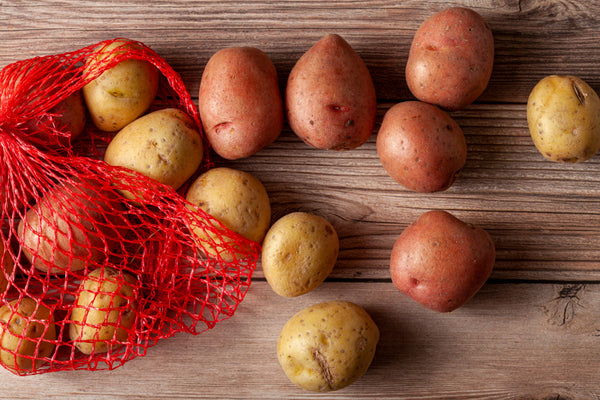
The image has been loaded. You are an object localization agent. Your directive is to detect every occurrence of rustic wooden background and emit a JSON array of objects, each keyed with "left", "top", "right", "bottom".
[{"left": 2, "top": 0, "right": 600, "bottom": 398}]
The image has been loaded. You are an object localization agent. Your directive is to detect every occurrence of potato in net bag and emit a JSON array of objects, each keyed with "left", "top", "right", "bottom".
[{"left": 0, "top": 38, "right": 260, "bottom": 375}]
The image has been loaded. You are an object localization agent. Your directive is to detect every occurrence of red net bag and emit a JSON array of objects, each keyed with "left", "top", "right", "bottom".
[{"left": 0, "top": 38, "right": 261, "bottom": 375}]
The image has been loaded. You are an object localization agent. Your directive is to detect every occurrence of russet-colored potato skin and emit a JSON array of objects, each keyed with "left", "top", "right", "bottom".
[
  {"left": 390, "top": 210, "right": 495, "bottom": 313},
  {"left": 286, "top": 34, "right": 377, "bottom": 150},
  {"left": 261, "top": 212, "right": 339, "bottom": 297},
  {"left": 277, "top": 301, "right": 379, "bottom": 392},
  {"left": 405, "top": 7, "right": 494, "bottom": 111},
  {"left": 376, "top": 101, "right": 466, "bottom": 193},
  {"left": 83, "top": 39, "right": 159, "bottom": 132},
  {"left": 198, "top": 47, "right": 283, "bottom": 160},
  {"left": 527, "top": 75, "right": 600, "bottom": 162},
  {"left": 69, "top": 267, "right": 138, "bottom": 355},
  {"left": 185, "top": 167, "right": 271, "bottom": 261},
  {"left": 0, "top": 298, "right": 56, "bottom": 372}
]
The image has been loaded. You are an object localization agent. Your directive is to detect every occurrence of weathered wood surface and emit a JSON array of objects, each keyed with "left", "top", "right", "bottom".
[{"left": 2, "top": 0, "right": 600, "bottom": 398}]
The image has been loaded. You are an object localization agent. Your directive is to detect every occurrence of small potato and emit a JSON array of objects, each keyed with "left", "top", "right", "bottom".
[
  {"left": 286, "top": 34, "right": 377, "bottom": 150},
  {"left": 277, "top": 300, "right": 379, "bottom": 392},
  {"left": 83, "top": 39, "right": 159, "bottom": 132},
  {"left": 0, "top": 239, "right": 15, "bottom": 294},
  {"left": 262, "top": 212, "right": 339, "bottom": 297},
  {"left": 104, "top": 108, "right": 204, "bottom": 199},
  {"left": 405, "top": 7, "right": 494, "bottom": 111},
  {"left": 185, "top": 167, "right": 271, "bottom": 261},
  {"left": 0, "top": 298, "right": 56, "bottom": 372},
  {"left": 390, "top": 210, "right": 495, "bottom": 312},
  {"left": 527, "top": 75, "right": 600, "bottom": 162},
  {"left": 198, "top": 47, "right": 283, "bottom": 160},
  {"left": 69, "top": 267, "right": 138, "bottom": 355},
  {"left": 17, "top": 179, "right": 127, "bottom": 274},
  {"left": 376, "top": 101, "right": 466, "bottom": 192}
]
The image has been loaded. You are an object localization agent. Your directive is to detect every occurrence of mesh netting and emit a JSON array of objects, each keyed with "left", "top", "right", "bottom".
[{"left": 0, "top": 38, "right": 260, "bottom": 375}]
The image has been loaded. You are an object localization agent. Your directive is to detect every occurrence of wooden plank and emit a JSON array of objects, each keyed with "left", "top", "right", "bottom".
[{"left": 0, "top": 282, "right": 597, "bottom": 399}]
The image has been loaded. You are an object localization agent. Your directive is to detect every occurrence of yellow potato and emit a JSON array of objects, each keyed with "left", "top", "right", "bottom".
[
  {"left": 185, "top": 167, "right": 271, "bottom": 260},
  {"left": 0, "top": 239, "right": 14, "bottom": 294},
  {"left": 527, "top": 75, "right": 600, "bottom": 162},
  {"left": 69, "top": 267, "right": 138, "bottom": 355},
  {"left": 0, "top": 298, "right": 56, "bottom": 372},
  {"left": 277, "top": 301, "right": 379, "bottom": 392},
  {"left": 104, "top": 108, "right": 204, "bottom": 200},
  {"left": 83, "top": 39, "right": 159, "bottom": 132},
  {"left": 262, "top": 212, "right": 339, "bottom": 297}
]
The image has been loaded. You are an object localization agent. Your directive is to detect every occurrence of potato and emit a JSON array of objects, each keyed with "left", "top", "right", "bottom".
[
  {"left": 17, "top": 179, "right": 127, "bottom": 273},
  {"left": 104, "top": 108, "right": 204, "bottom": 199},
  {"left": 376, "top": 101, "right": 467, "bottom": 192},
  {"left": 0, "top": 239, "right": 14, "bottom": 294},
  {"left": 69, "top": 267, "right": 138, "bottom": 355},
  {"left": 390, "top": 210, "right": 495, "bottom": 312},
  {"left": 0, "top": 298, "right": 56, "bottom": 372},
  {"left": 277, "top": 300, "right": 379, "bottom": 392},
  {"left": 185, "top": 167, "right": 271, "bottom": 260},
  {"left": 405, "top": 7, "right": 494, "bottom": 111},
  {"left": 527, "top": 75, "right": 600, "bottom": 162},
  {"left": 262, "top": 212, "right": 338, "bottom": 297},
  {"left": 198, "top": 47, "right": 283, "bottom": 160},
  {"left": 83, "top": 39, "right": 159, "bottom": 132},
  {"left": 286, "top": 34, "right": 377, "bottom": 150}
]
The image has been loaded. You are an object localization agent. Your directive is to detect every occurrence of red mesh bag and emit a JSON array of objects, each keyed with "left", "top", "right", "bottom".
[{"left": 0, "top": 38, "right": 260, "bottom": 375}]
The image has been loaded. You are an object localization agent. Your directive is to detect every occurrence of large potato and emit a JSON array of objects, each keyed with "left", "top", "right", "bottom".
[
  {"left": 277, "top": 301, "right": 379, "bottom": 392},
  {"left": 376, "top": 101, "right": 466, "bottom": 192},
  {"left": 286, "top": 34, "right": 377, "bottom": 150},
  {"left": 17, "top": 179, "right": 127, "bottom": 273},
  {"left": 104, "top": 108, "right": 204, "bottom": 199},
  {"left": 185, "top": 167, "right": 271, "bottom": 261},
  {"left": 0, "top": 239, "right": 14, "bottom": 294},
  {"left": 83, "top": 39, "right": 159, "bottom": 132},
  {"left": 0, "top": 298, "right": 56, "bottom": 372},
  {"left": 69, "top": 267, "right": 138, "bottom": 355},
  {"left": 262, "top": 212, "right": 339, "bottom": 297},
  {"left": 198, "top": 47, "right": 283, "bottom": 160},
  {"left": 405, "top": 7, "right": 494, "bottom": 111},
  {"left": 527, "top": 75, "right": 600, "bottom": 162},
  {"left": 390, "top": 210, "right": 495, "bottom": 312}
]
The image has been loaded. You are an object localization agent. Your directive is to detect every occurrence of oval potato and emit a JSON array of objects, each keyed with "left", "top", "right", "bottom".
[
  {"left": 262, "top": 212, "right": 339, "bottom": 297},
  {"left": 277, "top": 300, "right": 379, "bottom": 392},
  {"left": 405, "top": 7, "right": 494, "bottom": 111},
  {"left": 83, "top": 39, "right": 159, "bottom": 132},
  {"left": 198, "top": 47, "right": 283, "bottom": 160}
]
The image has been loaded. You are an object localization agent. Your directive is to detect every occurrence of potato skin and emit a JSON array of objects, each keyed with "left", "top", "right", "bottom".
[
  {"left": 277, "top": 301, "right": 379, "bottom": 392},
  {"left": 527, "top": 75, "right": 600, "bottom": 162},
  {"left": 0, "top": 240, "right": 14, "bottom": 294},
  {"left": 104, "top": 108, "right": 204, "bottom": 199},
  {"left": 17, "top": 180, "right": 127, "bottom": 273},
  {"left": 377, "top": 101, "right": 466, "bottom": 192},
  {"left": 0, "top": 298, "right": 56, "bottom": 372},
  {"left": 286, "top": 34, "right": 377, "bottom": 150},
  {"left": 83, "top": 39, "right": 159, "bottom": 132},
  {"left": 185, "top": 167, "right": 271, "bottom": 260},
  {"left": 405, "top": 7, "right": 494, "bottom": 111},
  {"left": 262, "top": 212, "right": 339, "bottom": 297},
  {"left": 390, "top": 210, "right": 495, "bottom": 312},
  {"left": 198, "top": 47, "right": 283, "bottom": 160},
  {"left": 69, "top": 267, "right": 138, "bottom": 355}
]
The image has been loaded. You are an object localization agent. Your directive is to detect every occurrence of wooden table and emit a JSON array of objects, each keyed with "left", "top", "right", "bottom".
[{"left": 2, "top": 0, "right": 600, "bottom": 398}]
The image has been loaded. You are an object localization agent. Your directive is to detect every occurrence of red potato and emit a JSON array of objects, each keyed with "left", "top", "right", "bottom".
[
  {"left": 286, "top": 34, "right": 377, "bottom": 150},
  {"left": 198, "top": 47, "right": 283, "bottom": 160},
  {"left": 405, "top": 7, "right": 494, "bottom": 111},
  {"left": 376, "top": 101, "right": 466, "bottom": 193},
  {"left": 390, "top": 210, "right": 495, "bottom": 312}
]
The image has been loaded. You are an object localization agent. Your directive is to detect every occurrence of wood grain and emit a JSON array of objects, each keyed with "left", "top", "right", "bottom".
[{"left": 2, "top": 0, "right": 600, "bottom": 398}]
